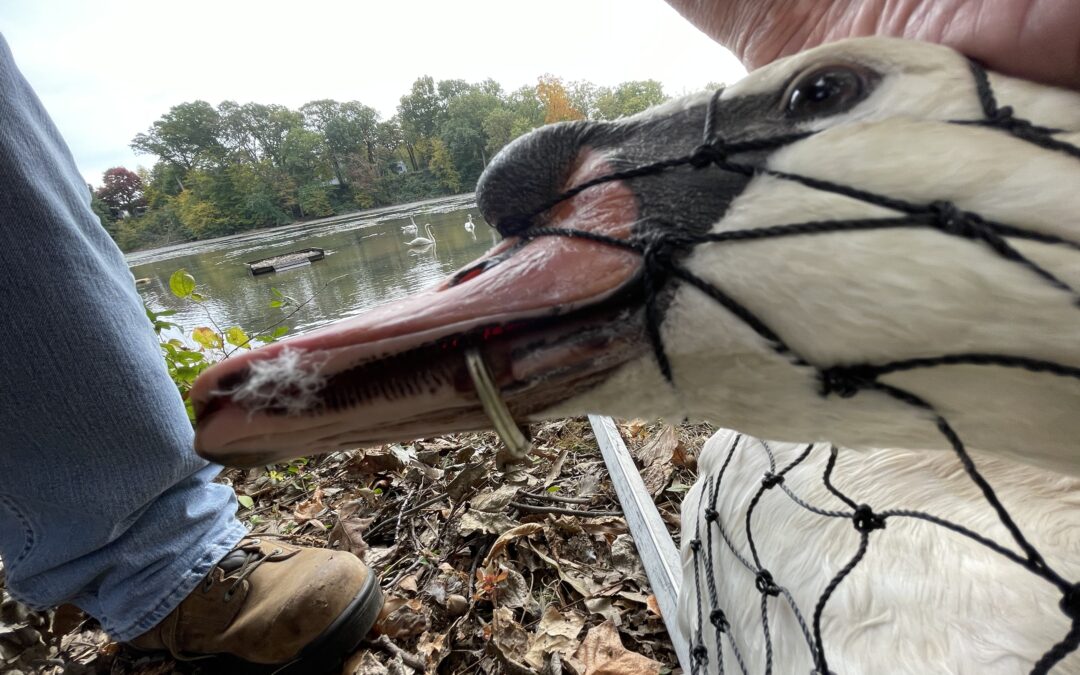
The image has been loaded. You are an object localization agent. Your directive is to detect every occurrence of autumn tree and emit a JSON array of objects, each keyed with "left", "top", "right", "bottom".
[
  {"left": 536, "top": 75, "right": 583, "bottom": 124},
  {"left": 95, "top": 167, "right": 145, "bottom": 217}
]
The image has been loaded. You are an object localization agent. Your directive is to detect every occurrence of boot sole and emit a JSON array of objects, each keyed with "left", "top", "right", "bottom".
[{"left": 282, "top": 570, "right": 385, "bottom": 674}]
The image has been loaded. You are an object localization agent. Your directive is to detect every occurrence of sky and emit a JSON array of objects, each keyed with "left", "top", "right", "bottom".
[{"left": 0, "top": 0, "right": 746, "bottom": 187}]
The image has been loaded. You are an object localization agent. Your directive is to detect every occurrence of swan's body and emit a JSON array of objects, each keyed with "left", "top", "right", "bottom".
[
  {"left": 193, "top": 39, "right": 1080, "bottom": 673},
  {"left": 401, "top": 216, "right": 418, "bottom": 237},
  {"left": 464, "top": 214, "right": 475, "bottom": 235},
  {"left": 405, "top": 222, "right": 435, "bottom": 247}
]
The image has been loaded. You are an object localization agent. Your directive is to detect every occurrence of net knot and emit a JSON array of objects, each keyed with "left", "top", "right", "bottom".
[
  {"left": 689, "top": 142, "right": 727, "bottom": 168},
  {"left": 709, "top": 609, "right": 728, "bottom": 632},
  {"left": 761, "top": 472, "right": 784, "bottom": 489},
  {"left": 704, "top": 507, "right": 719, "bottom": 522},
  {"left": 928, "top": 200, "right": 982, "bottom": 239},
  {"left": 692, "top": 644, "right": 709, "bottom": 664},
  {"left": 755, "top": 569, "right": 781, "bottom": 596},
  {"left": 1061, "top": 582, "right": 1080, "bottom": 621},
  {"left": 690, "top": 538, "right": 702, "bottom": 553},
  {"left": 818, "top": 365, "right": 876, "bottom": 398},
  {"left": 852, "top": 504, "right": 886, "bottom": 534}
]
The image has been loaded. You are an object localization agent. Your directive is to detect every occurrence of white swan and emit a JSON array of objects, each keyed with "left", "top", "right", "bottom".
[
  {"left": 405, "top": 222, "right": 435, "bottom": 247},
  {"left": 401, "top": 216, "right": 418, "bottom": 237},
  {"left": 193, "top": 38, "right": 1080, "bottom": 674},
  {"left": 463, "top": 214, "right": 475, "bottom": 234}
]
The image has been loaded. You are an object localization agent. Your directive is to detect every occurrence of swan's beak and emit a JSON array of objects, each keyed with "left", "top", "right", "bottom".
[{"left": 192, "top": 152, "right": 649, "bottom": 467}]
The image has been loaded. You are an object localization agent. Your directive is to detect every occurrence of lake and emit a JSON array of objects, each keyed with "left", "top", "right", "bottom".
[{"left": 129, "top": 194, "right": 498, "bottom": 340}]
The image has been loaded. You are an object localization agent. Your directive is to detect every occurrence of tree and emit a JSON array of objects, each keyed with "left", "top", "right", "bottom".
[
  {"left": 95, "top": 167, "right": 145, "bottom": 217},
  {"left": 536, "top": 75, "right": 584, "bottom": 124},
  {"left": 427, "top": 138, "right": 461, "bottom": 193},
  {"left": 130, "top": 101, "right": 223, "bottom": 177},
  {"left": 594, "top": 80, "right": 667, "bottom": 120},
  {"left": 441, "top": 87, "right": 501, "bottom": 185}
]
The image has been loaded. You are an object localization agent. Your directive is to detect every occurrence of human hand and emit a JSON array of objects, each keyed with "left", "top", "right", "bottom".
[{"left": 665, "top": 0, "right": 1080, "bottom": 90}]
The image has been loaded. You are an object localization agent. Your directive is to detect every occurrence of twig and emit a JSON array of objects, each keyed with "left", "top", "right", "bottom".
[
  {"left": 520, "top": 490, "right": 595, "bottom": 505},
  {"left": 509, "top": 501, "right": 621, "bottom": 518},
  {"left": 367, "top": 493, "right": 447, "bottom": 537},
  {"left": 364, "top": 634, "right": 426, "bottom": 672}
]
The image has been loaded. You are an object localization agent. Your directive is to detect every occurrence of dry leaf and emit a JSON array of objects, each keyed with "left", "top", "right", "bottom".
[
  {"left": 344, "top": 649, "right": 389, "bottom": 675},
  {"left": 634, "top": 424, "right": 678, "bottom": 468},
  {"left": 373, "top": 596, "right": 429, "bottom": 639},
  {"left": 524, "top": 606, "right": 586, "bottom": 669},
  {"left": 292, "top": 486, "right": 325, "bottom": 522},
  {"left": 398, "top": 574, "right": 419, "bottom": 594},
  {"left": 483, "top": 522, "right": 545, "bottom": 565},
  {"left": 646, "top": 595, "right": 662, "bottom": 617},
  {"left": 328, "top": 499, "right": 375, "bottom": 557},
  {"left": 446, "top": 462, "right": 486, "bottom": 501},
  {"left": 491, "top": 607, "right": 530, "bottom": 664},
  {"left": 458, "top": 484, "right": 521, "bottom": 535},
  {"left": 417, "top": 631, "right": 449, "bottom": 671},
  {"left": 575, "top": 620, "right": 662, "bottom": 675}
]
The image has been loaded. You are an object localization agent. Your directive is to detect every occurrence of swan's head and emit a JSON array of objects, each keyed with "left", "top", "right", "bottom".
[{"left": 192, "top": 38, "right": 1080, "bottom": 471}]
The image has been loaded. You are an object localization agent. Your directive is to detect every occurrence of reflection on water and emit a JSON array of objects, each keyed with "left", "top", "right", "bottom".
[{"left": 129, "top": 195, "right": 501, "bottom": 338}]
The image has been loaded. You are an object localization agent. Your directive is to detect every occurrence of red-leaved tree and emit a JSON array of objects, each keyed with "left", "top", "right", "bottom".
[{"left": 95, "top": 167, "right": 146, "bottom": 217}]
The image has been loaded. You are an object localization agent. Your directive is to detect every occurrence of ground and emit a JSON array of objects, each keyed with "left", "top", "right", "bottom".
[{"left": 0, "top": 418, "right": 713, "bottom": 674}]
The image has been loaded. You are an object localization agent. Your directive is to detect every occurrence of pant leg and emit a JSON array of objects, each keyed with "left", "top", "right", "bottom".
[{"left": 0, "top": 34, "right": 246, "bottom": 640}]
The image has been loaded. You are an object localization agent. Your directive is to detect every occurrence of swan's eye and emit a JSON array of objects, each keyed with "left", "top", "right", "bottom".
[{"left": 785, "top": 65, "right": 871, "bottom": 119}]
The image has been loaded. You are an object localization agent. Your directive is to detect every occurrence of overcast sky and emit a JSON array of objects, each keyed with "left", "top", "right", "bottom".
[{"left": 0, "top": 1, "right": 745, "bottom": 186}]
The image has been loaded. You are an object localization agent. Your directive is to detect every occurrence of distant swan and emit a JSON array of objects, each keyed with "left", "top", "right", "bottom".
[
  {"left": 401, "top": 216, "right": 418, "bottom": 237},
  {"left": 406, "top": 223, "right": 436, "bottom": 247},
  {"left": 464, "top": 214, "right": 475, "bottom": 234}
]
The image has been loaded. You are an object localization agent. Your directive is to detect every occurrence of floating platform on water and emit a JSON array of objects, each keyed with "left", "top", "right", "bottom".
[{"left": 245, "top": 247, "right": 325, "bottom": 275}]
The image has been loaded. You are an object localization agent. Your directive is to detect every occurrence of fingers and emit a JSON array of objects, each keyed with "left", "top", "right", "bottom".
[{"left": 664, "top": 0, "right": 1080, "bottom": 91}]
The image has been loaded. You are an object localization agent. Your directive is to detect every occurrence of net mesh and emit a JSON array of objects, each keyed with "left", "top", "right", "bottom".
[{"left": 488, "top": 59, "right": 1080, "bottom": 673}]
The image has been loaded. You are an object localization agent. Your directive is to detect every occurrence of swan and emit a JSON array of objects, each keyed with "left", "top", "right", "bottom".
[
  {"left": 401, "top": 216, "right": 418, "bottom": 237},
  {"left": 191, "top": 39, "right": 1080, "bottom": 674},
  {"left": 464, "top": 214, "right": 475, "bottom": 234},
  {"left": 404, "top": 222, "right": 435, "bottom": 247}
]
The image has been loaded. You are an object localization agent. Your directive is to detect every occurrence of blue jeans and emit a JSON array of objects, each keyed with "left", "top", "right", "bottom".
[{"left": 0, "top": 35, "right": 246, "bottom": 640}]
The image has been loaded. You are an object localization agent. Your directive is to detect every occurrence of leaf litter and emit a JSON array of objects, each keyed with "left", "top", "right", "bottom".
[{"left": 0, "top": 418, "right": 712, "bottom": 674}]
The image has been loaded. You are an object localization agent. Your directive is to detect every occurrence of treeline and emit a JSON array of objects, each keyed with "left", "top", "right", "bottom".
[{"left": 96, "top": 75, "right": 682, "bottom": 252}]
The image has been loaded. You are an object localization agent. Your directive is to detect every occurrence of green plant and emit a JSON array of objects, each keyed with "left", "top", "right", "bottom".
[{"left": 147, "top": 268, "right": 292, "bottom": 422}]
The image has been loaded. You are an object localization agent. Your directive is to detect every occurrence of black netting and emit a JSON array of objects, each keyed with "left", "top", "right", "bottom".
[{"left": 491, "top": 59, "right": 1080, "bottom": 673}]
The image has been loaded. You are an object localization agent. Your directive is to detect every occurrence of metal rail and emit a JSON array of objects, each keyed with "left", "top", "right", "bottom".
[{"left": 589, "top": 414, "right": 690, "bottom": 672}]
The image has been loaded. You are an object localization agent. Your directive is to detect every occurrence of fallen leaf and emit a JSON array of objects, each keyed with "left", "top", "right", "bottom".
[
  {"left": 398, "top": 574, "right": 419, "bottom": 594},
  {"left": 292, "top": 487, "right": 325, "bottom": 522},
  {"left": 491, "top": 606, "right": 530, "bottom": 664},
  {"left": 344, "top": 649, "right": 389, "bottom": 675},
  {"left": 458, "top": 484, "right": 521, "bottom": 535},
  {"left": 446, "top": 462, "right": 486, "bottom": 501},
  {"left": 327, "top": 499, "right": 375, "bottom": 558},
  {"left": 417, "top": 631, "right": 449, "bottom": 671},
  {"left": 634, "top": 424, "right": 678, "bottom": 468},
  {"left": 609, "top": 534, "right": 646, "bottom": 584},
  {"left": 575, "top": 620, "right": 662, "bottom": 675},
  {"left": 349, "top": 448, "right": 406, "bottom": 475},
  {"left": 646, "top": 595, "right": 662, "bottom": 617},
  {"left": 524, "top": 606, "right": 586, "bottom": 669},
  {"left": 373, "top": 596, "right": 429, "bottom": 639},
  {"left": 483, "top": 522, "right": 545, "bottom": 566},
  {"left": 495, "top": 566, "right": 530, "bottom": 609}
]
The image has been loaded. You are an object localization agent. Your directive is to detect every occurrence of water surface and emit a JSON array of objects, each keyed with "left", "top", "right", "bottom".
[{"left": 129, "top": 195, "right": 499, "bottom": 340}]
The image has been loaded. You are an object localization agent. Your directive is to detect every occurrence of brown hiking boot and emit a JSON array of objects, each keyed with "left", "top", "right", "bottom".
[{"left": 128, "top": 537, "right": 382, "bottom": 673}]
